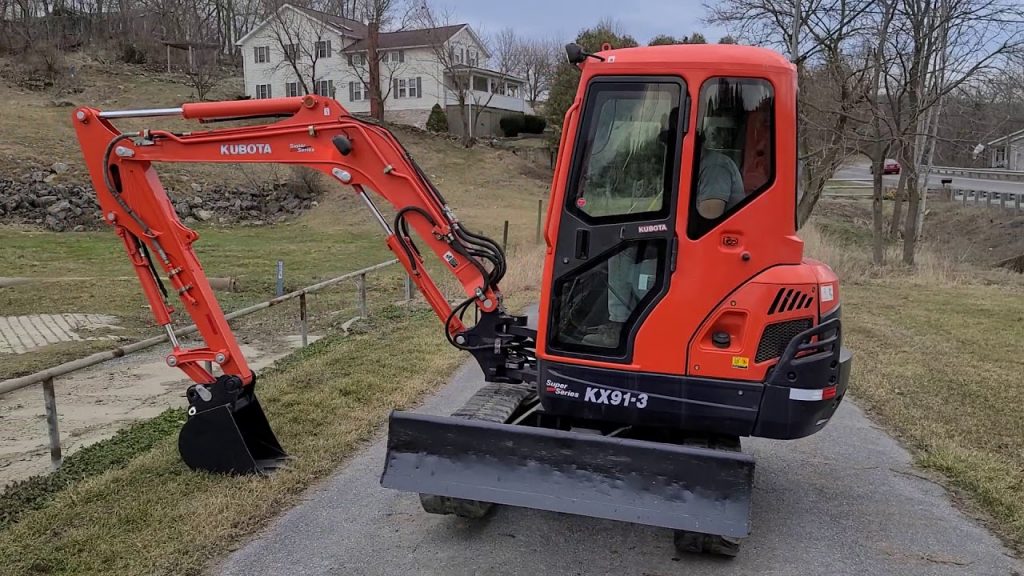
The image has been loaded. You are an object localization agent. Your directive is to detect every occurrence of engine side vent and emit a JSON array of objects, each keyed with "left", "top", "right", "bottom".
[
  {"left": 767, "top": 287, "right": 815, "bottom": 315},
  {"left": 755, "top": 318, "right": 814, "bottom": 363}
]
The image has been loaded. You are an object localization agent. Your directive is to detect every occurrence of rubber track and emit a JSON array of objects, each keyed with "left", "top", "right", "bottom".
[
  {"left": 418, "top": 382, "right": 535, "bottom": 518},
  {"left": 451, "top": 382, "right": 535, "bottom": 422}
]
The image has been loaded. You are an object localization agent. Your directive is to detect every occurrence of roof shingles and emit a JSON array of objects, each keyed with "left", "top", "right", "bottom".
[{"left": 342, "top": 24, "right": 465, "bottom": 52}]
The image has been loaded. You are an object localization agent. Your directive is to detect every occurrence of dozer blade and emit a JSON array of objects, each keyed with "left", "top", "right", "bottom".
[
  {"left": 381, "top": 411, "right": 755, "bottom": 538},
  {"left": 178, "top": 377, "right": 287, "bottom": 475}
]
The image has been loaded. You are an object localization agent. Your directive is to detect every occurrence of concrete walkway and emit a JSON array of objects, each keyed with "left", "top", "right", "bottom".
[
  {"left": 0, "top": 314, "right": 120, "bottom": 354},
  {"left": 219, "top": 361, "right": 1022, "bottom": 576}
]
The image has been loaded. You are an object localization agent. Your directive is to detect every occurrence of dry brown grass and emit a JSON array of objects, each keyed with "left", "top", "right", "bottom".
[{"left": 806, "top": 201, "right": 1024, "bottom": 552}]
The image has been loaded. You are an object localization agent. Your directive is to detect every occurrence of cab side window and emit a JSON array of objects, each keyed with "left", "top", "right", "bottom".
[{"left": 687, "top": 78, "right": 774, "bottom": 239}]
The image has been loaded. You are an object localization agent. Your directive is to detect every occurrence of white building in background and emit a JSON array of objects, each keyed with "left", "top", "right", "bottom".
[
  {"left": 236, "top": 4, "right": 530, "bottom": 136},
  {"left": 986, "top": 128, "right": 1024, "bottom": 170}
]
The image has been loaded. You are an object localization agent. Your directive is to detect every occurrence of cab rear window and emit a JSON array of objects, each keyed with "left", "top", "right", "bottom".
[{"left": 687, "top": 78, "right": 774, "bottom": 239}]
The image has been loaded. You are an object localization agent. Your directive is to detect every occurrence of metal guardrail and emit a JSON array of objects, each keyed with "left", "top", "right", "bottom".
[
  {"left": 932, "top": 166, "right": 1024, "bottom": 183},
  {"left": 0, "top": 259, "right": 408, "bottom": 471},
  {"left": 951, "top": 189, "right": 1023, "bottom": 211}
]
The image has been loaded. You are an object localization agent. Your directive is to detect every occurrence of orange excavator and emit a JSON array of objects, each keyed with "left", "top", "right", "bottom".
[{"left": 73, "top": 43, "right": 850, "bottom": 556}]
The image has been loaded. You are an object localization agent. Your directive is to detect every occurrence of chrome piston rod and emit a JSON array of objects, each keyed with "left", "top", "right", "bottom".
[{"left": 98, "top": 107, "right": 185, "bottom": 119}]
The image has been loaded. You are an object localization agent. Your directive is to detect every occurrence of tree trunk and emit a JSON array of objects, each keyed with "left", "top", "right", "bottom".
[
  {"left": 889, "top": 146, "right": 909, "bottom": 238},
  {"left": 459, "top": 95, "right": 472, "bottom": 147},
  {"left": 902, "top": 168, "right": 921, "bottom": 264},
  {"left": 368, "top": 20, "right": 383, "bottom": 121}
]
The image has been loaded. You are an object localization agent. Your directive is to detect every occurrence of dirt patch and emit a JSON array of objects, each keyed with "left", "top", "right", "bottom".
[
  {"left": 924, "top": 204, "right": 1024, "bottom": 267},
  {"left": 814, "top": 198, "right": 1024, "bottom": 269},
  {"left": 0, "top": 334, "right": 319, "bottom": 488}
]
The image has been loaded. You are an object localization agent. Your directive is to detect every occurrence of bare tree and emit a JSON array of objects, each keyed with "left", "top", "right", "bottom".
[
  {"left": 183, "top": 49, "right": 220, "bottom": 100},
  {"left": 707, "top": 0, "right": 876, "bottom": 226},
  {"left": 265, "top": 4, "right": 334, "bottom": 95},
  {"left": 413, "top": 1, "right": 500, "bottom": 146},
  {"left": 885, "top": 0, "right": 1024, "bottom": 263},
  {"left": 518, "top": 36, "right": 558, "bottom": 108},
  {"left": 344, "top": 0, "right": 411, "bottom": 120}
]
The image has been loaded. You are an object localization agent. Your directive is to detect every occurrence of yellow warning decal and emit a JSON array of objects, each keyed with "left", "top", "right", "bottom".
[{"left": 732, "top": 356, "right": 750, "bottom": 369}]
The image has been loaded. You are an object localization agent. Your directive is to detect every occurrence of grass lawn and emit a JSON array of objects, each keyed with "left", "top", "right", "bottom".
[
  {"left": 0, "top": 305, "right": 465, "bottom": 576},
  {"left": 806, "top": 201, "right": 1024, "bottom": 552},
  {"left": 842, "top": 281, "right": 1024, "bottom": 549}
]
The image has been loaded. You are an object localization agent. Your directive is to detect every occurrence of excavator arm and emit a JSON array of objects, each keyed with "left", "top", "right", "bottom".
[{"left": 73, "top": 95, "right": 535, "bottom": 474}]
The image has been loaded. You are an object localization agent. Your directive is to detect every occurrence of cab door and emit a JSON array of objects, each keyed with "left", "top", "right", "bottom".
[{"left": 546, "top": 77, "right": 686, "bottom": 364}]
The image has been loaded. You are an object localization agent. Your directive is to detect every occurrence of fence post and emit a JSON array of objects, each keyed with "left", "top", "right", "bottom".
[
  {"left": 1016, "top": 193, "right": 1021, "bottom": 212},
  {"left": 276, "top": 260, "right": 285, "bottom": 297},
  {"left": 535, "top": 198, "right": 543, "bottom": 244},
  {"left": 404, "top": 275, "right": 414, "bottom": 301},
  {"left": 357, "top": 273, "right": 368, "bottom": 317},
  {"left": 986, "top": 191, "right": 992, "bottom": 208},
  {"left": 1000, "top": 192, "right": 1006, "bottom": 210},
  {"left": 961, "top": 189, "right": 967, "bottom": 206},
  {"left": 502, "top": 220, "right": 509, "bottom": 252},
  {"left": 42, "top": 377, "right": 62, "bottom": 470},
  {"left": 299, "top": 293, "right": 308, "bottom": 347}
]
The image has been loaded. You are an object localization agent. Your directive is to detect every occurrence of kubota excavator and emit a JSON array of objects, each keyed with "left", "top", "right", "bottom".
[{"left": 72, "top": 43, "right": 851, "bottom": 556}]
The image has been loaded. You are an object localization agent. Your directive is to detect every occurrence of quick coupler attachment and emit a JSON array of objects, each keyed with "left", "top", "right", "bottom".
[{"left": 178, "top": 375, "right": 287, "bottom": 475}]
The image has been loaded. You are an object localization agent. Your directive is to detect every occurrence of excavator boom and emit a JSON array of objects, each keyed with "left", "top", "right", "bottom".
[{"left": 73, "top": 95, "right": 533, "bottom": 473}]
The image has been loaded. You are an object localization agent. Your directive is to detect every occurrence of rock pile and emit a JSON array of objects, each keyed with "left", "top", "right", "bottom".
[{"left": 0, "top": 165, "right": 321, "bottom": 231}]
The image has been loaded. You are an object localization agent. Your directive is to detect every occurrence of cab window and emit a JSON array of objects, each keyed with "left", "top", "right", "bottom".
[
  {"left": 687, "top": 78, "right": 774, "bottom": 239},
  {"left": 567, "top": 81, "right": 682, "bottom": 222}
]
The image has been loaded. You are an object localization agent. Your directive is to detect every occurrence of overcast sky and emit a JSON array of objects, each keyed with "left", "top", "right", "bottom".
[{"left": 434, "top": 0, "right": 730, "bottom": 46}]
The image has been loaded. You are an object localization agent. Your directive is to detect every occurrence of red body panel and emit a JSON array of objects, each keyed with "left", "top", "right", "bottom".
[{"left": 537, "top": 45, "right": 825, "bottom": 379}]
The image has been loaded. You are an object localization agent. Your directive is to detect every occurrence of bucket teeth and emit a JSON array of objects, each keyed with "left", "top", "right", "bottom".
[{"left": 178, "top": 376, "right": 287, "bottom": 475}]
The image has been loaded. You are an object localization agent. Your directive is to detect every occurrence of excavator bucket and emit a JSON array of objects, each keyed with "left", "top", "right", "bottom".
[
  {"left": 381, "top": 412, "right": 755, "bottom": 538},
  {"left": 178, "top": 379, "right": 287, "bottom": 475}
]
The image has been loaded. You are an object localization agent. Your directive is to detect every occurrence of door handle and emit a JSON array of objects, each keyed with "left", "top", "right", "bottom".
[{"left": 575, "top": 229, "right": 590, "bottom": 259}]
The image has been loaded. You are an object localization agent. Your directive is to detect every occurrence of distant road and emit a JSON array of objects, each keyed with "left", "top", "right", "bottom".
[{"left": 834, "top": 162, "right": 1024, "bottom": 196}]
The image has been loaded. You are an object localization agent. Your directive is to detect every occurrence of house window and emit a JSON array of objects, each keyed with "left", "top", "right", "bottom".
[
  {"left": 255, "top": 84, "right": 272, "bottom": 99},
  {"left": 393, "top": 77, "right": 421, "bottom": 99},
  {"left": 349, "top": 81, "right": 368, "bottom": 101},
  {"left": 473, "top": 75, "right": 489, "bottom": 92},
  {"left": 348, "top": 53, "right": 367, "bottom": 66},
  {"left": 284, "top": 43, "right": 298, "bottom": 60},
  {"left": 285, "top": 82, "right": 300, "bottom": 97},
  {"left": 315, "top": 40, "right": 331, "bottom": 58},
  {"left": 315, "top": 79, "right": 334, "bottom": 97},
  {"left": 254, "top": 46, "right": 269, "bottom": 63},
  {"left": 451, "top": 45, "right": 464, "bottom": 64},
  {"left": 468, "top": 49, "right": 478, "bottom": 66}
]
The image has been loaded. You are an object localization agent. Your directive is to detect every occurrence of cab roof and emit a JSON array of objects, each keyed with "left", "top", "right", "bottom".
[{"left": 592, "top": 44, "right": 794, "bottom": 73}]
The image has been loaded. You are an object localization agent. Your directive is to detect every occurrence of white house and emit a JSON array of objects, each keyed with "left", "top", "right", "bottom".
[
  {"left": 986, "top": 128, "right": 1024, "bottom": 170},
  {"left": 235, "top": 4, "right": 530, "bottom": 136}
]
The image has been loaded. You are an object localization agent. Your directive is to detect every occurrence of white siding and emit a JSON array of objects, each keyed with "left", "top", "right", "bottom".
[{"left": 236, "top": 12, "right": 528, "bottom": 130}]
